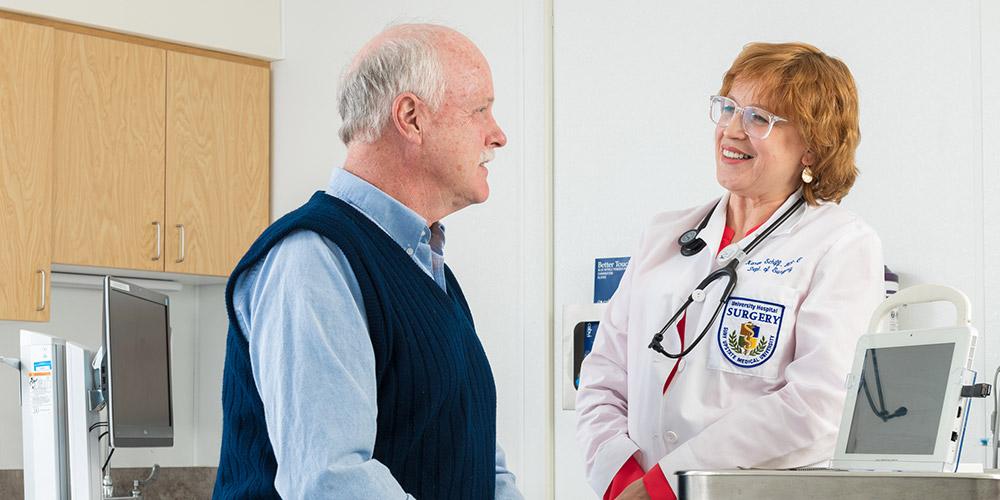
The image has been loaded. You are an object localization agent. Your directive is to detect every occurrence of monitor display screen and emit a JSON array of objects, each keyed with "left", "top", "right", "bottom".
[
  {"left": 845, "top": 342, "right": 955, "bottom": 455},
  {"left": 104, "top": 278, "right": 173, "bottom": 447}
]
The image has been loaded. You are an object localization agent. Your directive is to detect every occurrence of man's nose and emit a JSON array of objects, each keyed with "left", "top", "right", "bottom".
[{"left": 489, "top": 117, "right": 507, "bottom": 148}]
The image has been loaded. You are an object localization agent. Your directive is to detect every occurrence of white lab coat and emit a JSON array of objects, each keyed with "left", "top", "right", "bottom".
[{"left": 576, "top": 191, "right": 885, "bottom": 495}]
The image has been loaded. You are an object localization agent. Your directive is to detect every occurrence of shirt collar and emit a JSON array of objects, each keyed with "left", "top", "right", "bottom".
[{"left": 326, "top": 168, "right": 443, "bottom": 253}]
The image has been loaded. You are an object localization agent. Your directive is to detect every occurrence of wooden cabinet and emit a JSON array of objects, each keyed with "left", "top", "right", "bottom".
[
  {"left": 166, "top": 52, "right": 270, "bottom": 276},
  {"left": 0, "top": 18, "right": 53, "bottom": 321},
  {"left": 52, "top": 31, "right": 166, "bottom": 271},
  {"left": 0, "top": 10, "right": 270, "bottom": 321},
  {"left": 45, "top": 26, "right": 269, "bottom": 277}
]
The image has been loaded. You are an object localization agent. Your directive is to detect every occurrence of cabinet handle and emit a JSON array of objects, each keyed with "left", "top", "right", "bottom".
[
  {"left": 36, "top": 269, "right": 47, "bottom": 311},
  {"left": 175, "top": 224, "right": 186, "bottom": 263},
  {"left": 152, "top": 221, "right": 162, "bottom": 261}
]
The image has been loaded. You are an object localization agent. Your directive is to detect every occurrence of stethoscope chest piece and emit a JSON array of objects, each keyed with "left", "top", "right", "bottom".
[
  {"left": 679, "top": 229, "right": 707, "bottom": 257},
  {"left": 678, "top": 200, "right": 720, "bottom": 257},
  {"left": 679, "top": 229, "right": 699, "bottom": 245}
]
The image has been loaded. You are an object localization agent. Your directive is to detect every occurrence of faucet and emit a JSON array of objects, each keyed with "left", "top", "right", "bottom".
[{"left": 103, "top": 464, "right": 160, "bottom": 499}]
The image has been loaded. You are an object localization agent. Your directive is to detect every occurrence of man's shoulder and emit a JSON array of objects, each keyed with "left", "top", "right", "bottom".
[
  {"left": 235, "top": 229, "right": 353, "bottom": 299},
  {"left": 267, "top": 228, "right": 342, "bottom": 259}
]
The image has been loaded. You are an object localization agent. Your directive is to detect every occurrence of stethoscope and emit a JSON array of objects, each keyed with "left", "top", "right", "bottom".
[{"left": 648, "top": 195, "right": 807, "bottom": 359}]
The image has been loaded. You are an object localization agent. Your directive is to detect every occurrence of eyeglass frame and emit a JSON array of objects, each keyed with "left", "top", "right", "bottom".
[{"left": 709, "top": 95, "right": 788, "bottom": 140}]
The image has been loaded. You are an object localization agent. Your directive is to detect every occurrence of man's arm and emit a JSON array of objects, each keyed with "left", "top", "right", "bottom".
[
  {"left": 494, "top": 444, "right": 523, "bottom": 500},
  {"left": 235, "top": 229, "right": 413, "bottom": 499}
]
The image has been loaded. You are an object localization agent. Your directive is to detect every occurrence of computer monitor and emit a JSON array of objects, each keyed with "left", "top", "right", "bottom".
[
  {"left": 832, "top": 326, "right": 976, "bottom": 472},
  {"left": 102, "top": 276, "right": 173, "bottom": 448}
]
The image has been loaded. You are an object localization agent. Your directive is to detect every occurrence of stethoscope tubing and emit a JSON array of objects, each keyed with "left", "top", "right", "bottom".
[
  {"left": 648, "top": 196, "right": 806, "bottom": 359},
  {"left": 648, "top": 260, "right": 738, "bottom": 359}
]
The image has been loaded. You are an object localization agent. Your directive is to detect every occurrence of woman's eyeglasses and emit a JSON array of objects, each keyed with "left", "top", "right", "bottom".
[{"left": 709, "top": 95, "right": 787, "bottom": 140}]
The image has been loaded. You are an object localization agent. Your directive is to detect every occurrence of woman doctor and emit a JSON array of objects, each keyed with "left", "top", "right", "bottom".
[{"left": 576, "top": 42, "right": 885, "bottom": 500}]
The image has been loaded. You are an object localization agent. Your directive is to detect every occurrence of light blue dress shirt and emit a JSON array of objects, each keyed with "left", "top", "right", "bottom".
[{"left": 232, "top": 168, "right": 521, "bottom": 499}]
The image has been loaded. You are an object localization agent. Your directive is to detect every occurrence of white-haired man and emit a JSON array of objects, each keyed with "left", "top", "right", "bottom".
[{"left": 212, "top": 24, "right": 519, "bottom": 499}]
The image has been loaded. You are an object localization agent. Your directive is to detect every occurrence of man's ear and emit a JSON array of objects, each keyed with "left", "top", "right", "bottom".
[{"left": 392, "top": 92, "right": 424, "bottom": 144}]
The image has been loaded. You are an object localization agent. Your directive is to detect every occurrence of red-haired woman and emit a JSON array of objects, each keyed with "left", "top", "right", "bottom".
[{"left": 576, "top": 42, "right": 885, "bottom": 500}]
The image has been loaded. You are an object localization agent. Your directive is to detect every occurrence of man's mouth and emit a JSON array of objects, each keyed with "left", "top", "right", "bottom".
[{"left": 479, "top": 149, "right": 495, "bottom": 168}]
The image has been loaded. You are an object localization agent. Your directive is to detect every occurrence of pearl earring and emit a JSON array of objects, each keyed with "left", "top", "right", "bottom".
[{"left": 801, "top": 167, "right": 814, "bottom": 184}]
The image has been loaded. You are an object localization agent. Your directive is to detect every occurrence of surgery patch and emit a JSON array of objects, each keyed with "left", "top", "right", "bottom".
[{"left": 717, "top": 296, "right": 785, "bottom": 368}]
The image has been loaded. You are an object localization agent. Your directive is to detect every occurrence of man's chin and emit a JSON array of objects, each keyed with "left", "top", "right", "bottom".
[{"left": 470, "top": 178, "right": 490, "bottom": 204}]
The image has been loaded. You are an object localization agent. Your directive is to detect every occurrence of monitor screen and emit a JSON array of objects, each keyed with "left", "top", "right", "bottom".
[
  {"left": 845, "top": 342, "right": 955, "bottom": 455},
  {"left": 104, "top": 277, "right": 173, "bottom": 448}
]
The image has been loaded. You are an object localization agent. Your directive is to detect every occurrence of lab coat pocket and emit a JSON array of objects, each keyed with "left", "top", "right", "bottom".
[{"left": 706, "top": 283, "right": 798, "bottom": 380}]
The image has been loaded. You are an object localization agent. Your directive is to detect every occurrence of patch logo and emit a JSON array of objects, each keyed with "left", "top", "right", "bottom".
[{"left": 717, "top": 296, "right": 785, "bottom": 367}]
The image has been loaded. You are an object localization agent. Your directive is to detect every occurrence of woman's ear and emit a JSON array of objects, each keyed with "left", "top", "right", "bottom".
[{"left": 802, "top": 149, "right": 816, "bottom": 167}]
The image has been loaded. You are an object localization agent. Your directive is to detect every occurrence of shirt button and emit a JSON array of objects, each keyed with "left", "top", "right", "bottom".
[
  {"left": 406, "top": 247, "right": 414, "bottom": 256},
  {"left": 665, "top": 431, "right": 678, "bottom": 443},
  {"left": 677, "top": 359, "right": 687, "bottom": 372}
]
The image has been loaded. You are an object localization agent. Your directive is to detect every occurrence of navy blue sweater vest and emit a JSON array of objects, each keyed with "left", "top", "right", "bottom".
[{"left": 213, "top": 192, "right": 497, "bottom": 499}]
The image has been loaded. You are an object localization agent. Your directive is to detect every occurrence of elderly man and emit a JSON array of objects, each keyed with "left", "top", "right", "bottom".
[{"left": 212, "top": 24, "right": 520, "bottom": 499}]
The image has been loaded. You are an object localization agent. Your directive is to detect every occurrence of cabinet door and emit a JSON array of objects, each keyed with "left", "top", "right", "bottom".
[
  {"left": 0, "top": 19, "right": 53, "bottom": 321},
  {"left": 166, "top": 52, "right": 269, "bottom": 276},
  {"left": 52, "top": 31, "right": 166, "bottom": 271}
]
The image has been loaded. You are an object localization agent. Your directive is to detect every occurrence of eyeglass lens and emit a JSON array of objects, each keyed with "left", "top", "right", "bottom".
[{"left": 710, "top": 96, "right": 775, "bottom": 139}]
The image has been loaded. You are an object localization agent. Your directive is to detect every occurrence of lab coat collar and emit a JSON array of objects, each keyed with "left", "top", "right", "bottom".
[
  {"left": 702, "top": 187, "right": 806, "bottom": 258},
  {"left": 698, "top": 192, "right": 730, "bottom": 258}
]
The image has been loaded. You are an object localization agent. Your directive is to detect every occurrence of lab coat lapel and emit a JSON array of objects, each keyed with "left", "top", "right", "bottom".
[
  {"left": 638, "top": 196, "right": 726, "bottom": 380},
  {"left": 682, "top": 193, "right": 729, "bottom": 356}
]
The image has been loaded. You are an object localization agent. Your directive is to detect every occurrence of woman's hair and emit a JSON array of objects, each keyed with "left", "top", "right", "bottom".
[{"left": 719, "top": 42, "right": 860, "bottom": 204}]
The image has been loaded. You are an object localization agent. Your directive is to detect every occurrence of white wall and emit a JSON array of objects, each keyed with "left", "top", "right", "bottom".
[
  {"left": 553, "top": 1, "right": 1000, "bottom": 498},
  {"left": 983, "top": 0, "right": 1000, "bottom": 469},
  {"left": 193, "top": 284, "right": 227, "bottom": 466},
  {"left": 271, "top": 1, "right": 550, "bottom": 498},
  {"left": 0, "top": 0, "right": 282, "bottom": 59}
]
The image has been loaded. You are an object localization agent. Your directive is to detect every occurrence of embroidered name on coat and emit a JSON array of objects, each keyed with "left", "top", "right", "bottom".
[{"left": 744, "top": 256, "right": 804, "bottom": 275}]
